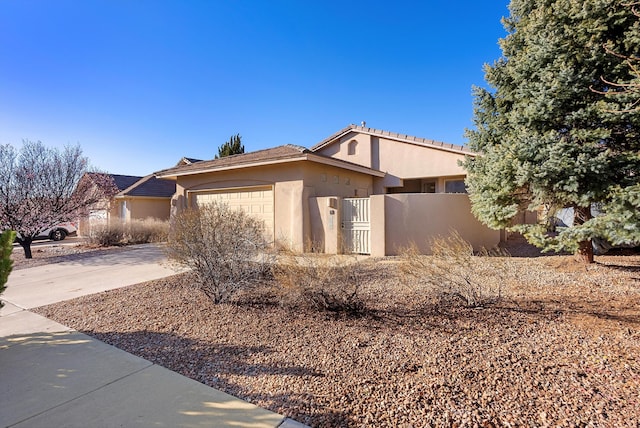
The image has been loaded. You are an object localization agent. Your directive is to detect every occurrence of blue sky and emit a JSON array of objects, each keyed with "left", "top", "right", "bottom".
[{"left": 0, "top": 1, "right": 509, "bottom": 176}]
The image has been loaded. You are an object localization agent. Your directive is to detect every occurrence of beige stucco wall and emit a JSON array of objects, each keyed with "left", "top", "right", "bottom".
[
  {"left": 316, "top": 132, "right": 469, "bottom": 177},
  {"left": 172, "top": 161, "right": 375, "bottom": 252},
  {"left": 373, "top": 193, "right": 500, "bottom": 256},
  {"left": 308, "top": 196, "right": 340, "bottom": 253},
  {"left": 126, "top": 197, "right": 171, "bottom": 221},
  {"left": 315, "top": 131, "right": 470, "bottom": 194}
]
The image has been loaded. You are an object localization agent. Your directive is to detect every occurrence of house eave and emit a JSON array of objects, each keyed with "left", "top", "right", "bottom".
[
  {"left": 113, "top": 195, "right": 173, "bottom": 200},
  {"left": 156, "top": 153, "right": 385, "bottom": 179},
  {"left": 305, "top": 153, "right": 385, "bottom": 177}
]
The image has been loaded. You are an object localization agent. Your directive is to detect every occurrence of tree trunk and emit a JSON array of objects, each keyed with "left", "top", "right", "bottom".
[
  {"left": 17, "top": 238, "right": 33, "bottom": 259},
  {"left": 574, "top": 206, "right": 594, "bottom": 264}
]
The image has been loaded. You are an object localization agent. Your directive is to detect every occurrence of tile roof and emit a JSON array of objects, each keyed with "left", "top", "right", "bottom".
[
  {"left": 311, "top": 124, "right": 476, "bottom": 155},
  {"left": 86, "top": 173, "right": 175, "bottom": 198},
  {"left": 176, "top": 157, "right": 203, "bottom": 166},
  {"left": 119, "top": 175, "right": 175, "bottom": 198},
  {"left": 155, "top": 145, "right": 311, "bottom": 177},
  {"left": 111, "top": 174, "right": 143, "bottom": 191}
]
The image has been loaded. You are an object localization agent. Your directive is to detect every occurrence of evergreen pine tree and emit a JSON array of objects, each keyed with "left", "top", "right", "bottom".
[
  {"left": 215, "top": 134, "right": 244, "bottom": 159},
  {"left": 465, "top": 0, "right": 640, "bottom": 263}
]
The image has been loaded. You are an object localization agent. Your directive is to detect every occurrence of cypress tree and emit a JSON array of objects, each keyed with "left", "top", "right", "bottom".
[{"left": 215, "top": 134, "right": 244, "bottom": 159}]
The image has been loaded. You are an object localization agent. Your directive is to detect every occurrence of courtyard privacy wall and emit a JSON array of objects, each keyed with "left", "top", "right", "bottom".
[
  {"left": 376, "top": 194, "right": 501, "bottom": 256},
  {"left": 308, "top": 194, "right": 501, "bottom": 256}
]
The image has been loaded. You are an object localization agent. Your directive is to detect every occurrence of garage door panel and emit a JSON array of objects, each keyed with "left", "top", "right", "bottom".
[{"left": 193, "top": 187, "right": 274, "bottom": 241}]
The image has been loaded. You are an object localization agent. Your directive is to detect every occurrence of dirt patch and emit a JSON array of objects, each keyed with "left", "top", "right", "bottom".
[{"left": 35, "top": 253, "right": 640, "bottom": 427}]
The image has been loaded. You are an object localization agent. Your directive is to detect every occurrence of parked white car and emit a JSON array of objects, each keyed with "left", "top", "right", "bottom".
[{"left": 37, "top": 222, "right": 78, "bottom": 241}]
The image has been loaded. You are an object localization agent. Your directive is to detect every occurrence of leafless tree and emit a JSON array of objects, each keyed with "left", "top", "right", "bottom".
[{"left": 0, "top": 141, "right": 117, "bottom": 258}]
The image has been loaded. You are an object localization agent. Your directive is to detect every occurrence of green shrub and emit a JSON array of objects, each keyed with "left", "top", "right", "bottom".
[{"left": 0, "top": 230, "right": 16, "bottom": 308}]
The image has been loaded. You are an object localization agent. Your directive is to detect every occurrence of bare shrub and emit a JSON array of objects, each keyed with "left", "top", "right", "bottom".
[
  {"left": 86, "top": 218, "right": 169, "bottom": 246},
  {"left": 400, "top": 231, "right": 509, "bottom": 307},
  {"left": 87, "top": 222, "right": 125, "bottom": 246},
  {"left": 165, "top": 202, "right": 272, "bottom": 304},
  {"left": 126, "top": 218, "right": 169, "bottom": 244},
  {"left": 273, "top": 250, "right": 366, "bottom": 314}
]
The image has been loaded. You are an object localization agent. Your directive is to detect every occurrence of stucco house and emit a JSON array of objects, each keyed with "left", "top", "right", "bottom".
[
  {"left": 79, "top": 173, "right": 175, "bottom": 236},
  {"left": 155, "top": 125, "right": 501, "bottom": 255}
]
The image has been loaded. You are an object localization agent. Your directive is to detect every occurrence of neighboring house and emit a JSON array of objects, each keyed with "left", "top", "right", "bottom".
[
  {"left": 175, "top": 157, "right": 203, "bottom": 166},
  {"left": 155, "top": 125, "right": 502, "bottom": 255},
  {"left": 79, "top": 174, "right": 175, "bottom": 236}
]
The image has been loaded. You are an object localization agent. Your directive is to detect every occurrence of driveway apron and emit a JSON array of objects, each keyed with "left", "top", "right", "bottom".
[{"left": 0, "top": 244, "right": 300, "bottom": 428}]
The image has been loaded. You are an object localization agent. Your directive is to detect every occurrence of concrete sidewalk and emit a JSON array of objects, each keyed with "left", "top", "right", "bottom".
[{"left": 0, "top": 244, "right": 306, "bottom": 428}]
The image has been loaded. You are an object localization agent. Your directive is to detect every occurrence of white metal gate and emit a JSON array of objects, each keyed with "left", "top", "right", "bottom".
[{"left": 342, "top": 198, "right": 371, "bottom": 254}]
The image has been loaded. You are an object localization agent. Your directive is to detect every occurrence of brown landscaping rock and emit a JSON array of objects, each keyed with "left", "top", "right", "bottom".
[{"left": 35, "top": 254, "right": 640, "bottom": 427}]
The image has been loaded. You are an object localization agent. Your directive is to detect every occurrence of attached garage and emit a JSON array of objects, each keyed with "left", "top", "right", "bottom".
[
  {"left": 156, "top": 144, "right": 383, "bottom": 252},
  {"left": 191, "top": 186, "right": 275, "bottom": 241}
]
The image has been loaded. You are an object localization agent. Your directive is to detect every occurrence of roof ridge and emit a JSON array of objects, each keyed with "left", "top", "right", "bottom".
[
  {"left": 311, "top": 124, "right": 473, "bottom": 154},
  {"left": 284, "top": 144, "right": 309, "bottom": 153},
  {"left": 350, "top": 125, "right": 469, "bottom": 152},
  {"left": 214, "top": 144, "right": 304, "bottom": 161}
]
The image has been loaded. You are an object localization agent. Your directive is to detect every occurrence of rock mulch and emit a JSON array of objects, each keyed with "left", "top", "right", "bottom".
[{"left": 34, "top": 252, "right": 640, "bottom": 427}]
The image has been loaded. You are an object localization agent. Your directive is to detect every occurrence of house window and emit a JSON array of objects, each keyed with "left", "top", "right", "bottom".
[
  {"left": 444, "top": 179, "right": 467, "bottom": 194},
  {"left": 422, "top": 181, "right": 436, "bottom": 193},
  {"left": 348, "top": 140, "right": 357, "bottom": 155},
  {"left": 120, "top": 201, "right": 127, "bottom": 220}
]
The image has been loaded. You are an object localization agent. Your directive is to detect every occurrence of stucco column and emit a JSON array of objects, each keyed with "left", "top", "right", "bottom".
[
  {"left": 288, "top": 183, "right": 305, "bottom": 252},
  {"left": 370, "top": 195, "right": 386, "bottom": 257}
]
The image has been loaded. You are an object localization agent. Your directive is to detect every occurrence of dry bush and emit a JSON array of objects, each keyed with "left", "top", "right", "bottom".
[
  {"left": 86, "top": 218, "right": 169, "bottom": 246},
  {"left": 400, "top": 231, "right": 510, "bottom": 307},
  {"left": 86, "top": 222, "right": 125, "bottom": 246},
  {"left": 126, "top": 218, "right": 169, "bottom": 244},
  {"left": 273, "top": 250, "right": 366, "bottom": 314},
  {"left": 165, "top": 202, "right": 272, "bottom": 304}
]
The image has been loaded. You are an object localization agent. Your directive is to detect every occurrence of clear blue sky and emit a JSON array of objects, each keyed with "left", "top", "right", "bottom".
[{"left": 0, "top": 1, "right": 509, "bottom": 176}]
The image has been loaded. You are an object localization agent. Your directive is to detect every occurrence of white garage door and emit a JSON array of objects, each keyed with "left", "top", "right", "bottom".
[{"left": 193, "top": 186, "right": 274, "bottom": 241}]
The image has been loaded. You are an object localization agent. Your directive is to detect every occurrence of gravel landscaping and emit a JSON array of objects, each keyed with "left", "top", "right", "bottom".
[{"left": 31, "top": 244, "right": 640, "bottom": 427}]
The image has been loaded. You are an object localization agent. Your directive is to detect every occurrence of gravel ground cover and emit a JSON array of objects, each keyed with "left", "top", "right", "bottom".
[{"left": 33, "top": 246, "right": 640, "bottom": 427}]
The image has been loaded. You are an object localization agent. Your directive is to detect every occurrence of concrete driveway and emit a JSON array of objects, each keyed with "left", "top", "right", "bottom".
[
  {"left": 0, "top": 244, "right": 303, "bottom": 428},
  {"left": 2, "top": 244, "right": 180, "bottom": 310}
]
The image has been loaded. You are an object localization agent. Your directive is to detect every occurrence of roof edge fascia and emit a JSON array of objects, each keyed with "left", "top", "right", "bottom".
[
  {"left": 305, "top": 153, "right": 385, "bottom": 177},
  {"left": 156, "top": 152, "right": 385, "bottom": 179},
  {"left": 155, "top": 155, "right": 308, "bottom": 179},
  {"left": 113, "top": 195, "right": 173, "bottom": 200}
]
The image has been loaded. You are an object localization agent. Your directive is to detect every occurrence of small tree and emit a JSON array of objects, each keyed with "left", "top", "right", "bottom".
[
  {"left": 215, "top": 134, "right": 244, "bottom": 159},
  {"left": 0, "top": 141, "right": 117, "bottom": 258},
  {"left": 166, "top": 201, "right": 271, "bottom": 303},
  {"left": 0, "top": 230, "right": 16, "bottom": 308}
]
